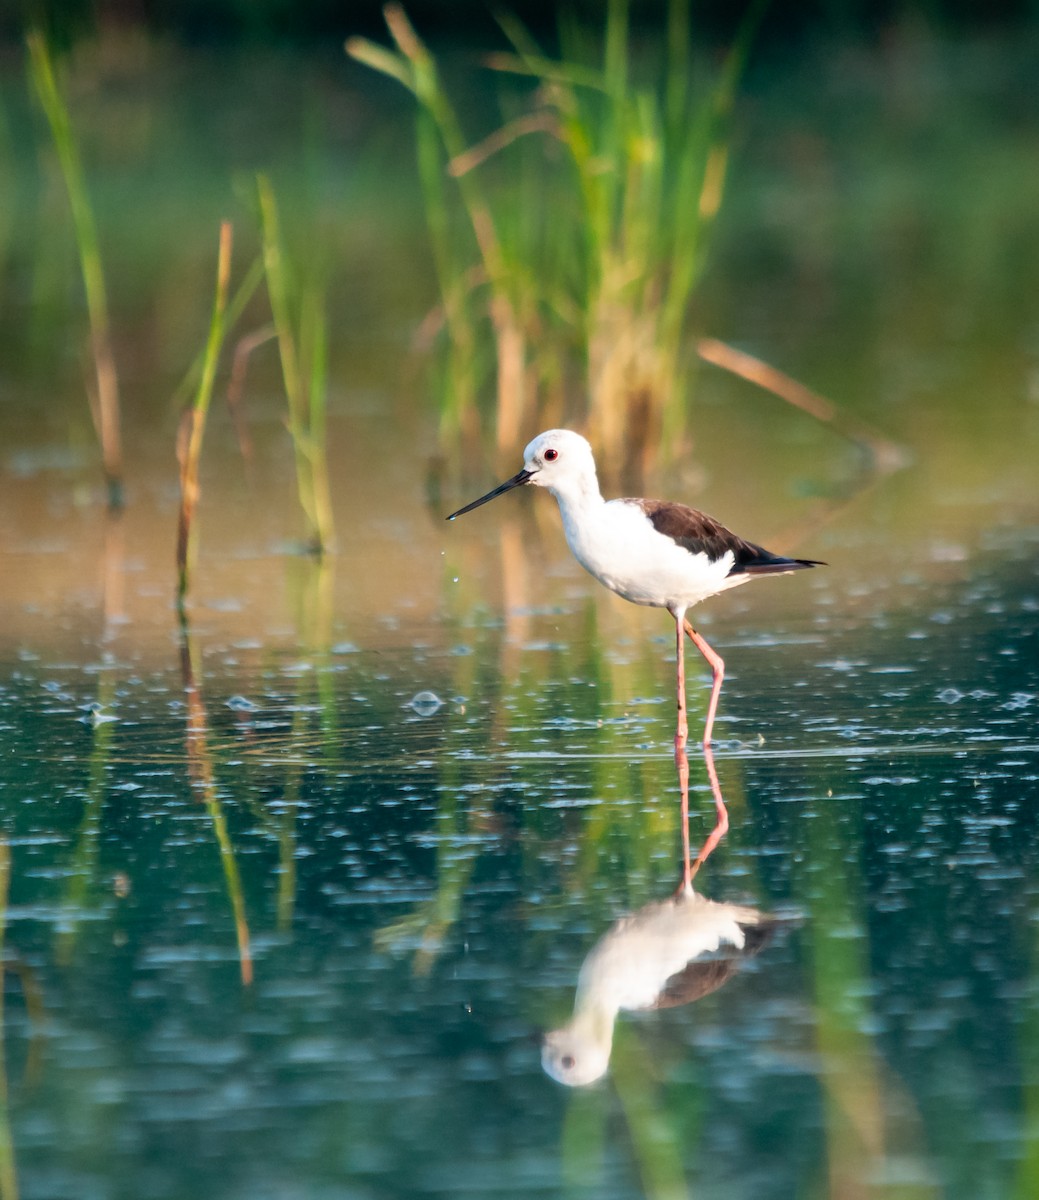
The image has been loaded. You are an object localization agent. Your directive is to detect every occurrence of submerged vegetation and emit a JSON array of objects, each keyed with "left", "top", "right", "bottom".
[{"left": 349, "top": 0, "right": 767, "bottom": 472}]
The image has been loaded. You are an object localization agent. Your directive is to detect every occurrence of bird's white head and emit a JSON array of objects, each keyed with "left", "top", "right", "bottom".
[
  {"left": 541, "top": 1024, "right": 612, "bottom": 1087},
  {"left": 446, "top": 428, "right": 599, "bottom": 520},
  {"left": 520, "top": 429, "right": 597, "bottom": 494}
]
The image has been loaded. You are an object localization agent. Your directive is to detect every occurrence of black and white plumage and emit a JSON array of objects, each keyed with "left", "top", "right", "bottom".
[
  {"left": 541, "top": 885, "right": 776, "bottom": 1087},
  {"left": 447, "top": 429, "right": 823, "bottom": 746}
]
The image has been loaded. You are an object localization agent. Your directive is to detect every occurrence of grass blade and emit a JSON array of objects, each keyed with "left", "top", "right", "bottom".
[
  {"left": 27, "top": 31, "right": 123, "bottom": 508},
  {"left": 257, "top": 174, "right": 336, "bottom": 554},
  {"left": 176, "top": 221, "right": 234, "bottom": 618}
]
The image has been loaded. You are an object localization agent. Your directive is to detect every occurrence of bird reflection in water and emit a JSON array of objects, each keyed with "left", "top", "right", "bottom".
[{"left": 543, "top": 745, "right": 776, "bottom": 1087}]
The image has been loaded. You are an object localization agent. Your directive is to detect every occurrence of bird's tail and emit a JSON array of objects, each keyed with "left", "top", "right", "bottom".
[{"left": 740, "top": 555, "right": 825, "bottom": 575}]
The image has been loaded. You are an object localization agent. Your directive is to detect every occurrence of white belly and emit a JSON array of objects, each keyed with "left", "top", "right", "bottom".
[
  {"left": 560, "top": 499, "right": 746, "bottom": 611},
  {"left": 577, "top": 896, "right": 751, "bottom": 1013}
]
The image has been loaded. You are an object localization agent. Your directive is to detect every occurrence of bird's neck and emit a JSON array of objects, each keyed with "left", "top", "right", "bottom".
[
  {"left": 547, "top": 473, "right": 605, "bottom": 524},
  {"left": 567, "top": 996, "right": 617, "bottom": 1047},
  {"left": 546, "top": 474, "right": 607, "bottom": 568}
]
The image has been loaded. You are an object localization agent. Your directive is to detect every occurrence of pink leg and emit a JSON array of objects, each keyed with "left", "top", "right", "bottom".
[
  {"left": 675, "top": 741, "right": 692, "bottom": 893},
  {"left": 689, "top": 743, "right": 729, "bottom": 881},
  {"left": 673, "top": 609, "right": 688, "bottom": 751},
  {"left": 683, "top": 620, "right": 725, "bottom": 747}
]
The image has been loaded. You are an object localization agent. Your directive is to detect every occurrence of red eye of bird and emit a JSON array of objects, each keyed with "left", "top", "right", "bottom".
[{"left": 544, "top": 448, "right": 558, "bottom": 462}]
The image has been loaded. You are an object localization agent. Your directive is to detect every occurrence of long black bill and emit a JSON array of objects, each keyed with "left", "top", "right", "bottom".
[{"left": 446, "top": 469, "right": 534, "bottom": 520}]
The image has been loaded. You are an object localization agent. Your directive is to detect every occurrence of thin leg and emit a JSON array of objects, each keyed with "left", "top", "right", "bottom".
[
  {"left": 683, "top": 620, "right": 725, "bottom": 747},
  {"left": 673, "top": 608, "right": 688, "bottom": 751},
  {"left": 675, "top": 741, "right": 692, "bottom": 894},
  {"left": 689, "top": 744, "right": 729, "bottom": 881}
]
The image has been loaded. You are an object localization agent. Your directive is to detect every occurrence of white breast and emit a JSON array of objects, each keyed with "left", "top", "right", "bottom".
[
  {"left": 559, "top": 498, "right": 746, "bottom": 610},
  {"left": 576, "top": 897, "right": 751, "bottom": 1013}
]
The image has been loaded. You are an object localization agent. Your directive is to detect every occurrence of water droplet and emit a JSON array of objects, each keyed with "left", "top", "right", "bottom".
[
  {"left": 226, "top": 695, "right": 259, "bottom": 712},
  {"left": 937, "top": 688, "right": 963, "bottom": 704},
  {"left": 408, "top": 691, "right": 443, "bottom": 717},
  {"left": 78, "top": 702, "right": 117, "bottom": 727}
]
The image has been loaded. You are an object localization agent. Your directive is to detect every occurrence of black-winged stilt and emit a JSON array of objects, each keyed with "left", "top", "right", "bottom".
[
  {"left": 447, "top": 429, "right": 823, "bottom": 748},
  {"left": 541, "top": 867, "right": 777, "bottom": 1086}
]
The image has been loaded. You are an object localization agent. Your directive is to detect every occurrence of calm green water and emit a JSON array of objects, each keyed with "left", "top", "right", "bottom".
[
  {"left": 3, "top": 554, "right": 1039, "bottom": 1199},
  {"left": 1, "top": 26, "right": 1039, "bottom": 1200}
]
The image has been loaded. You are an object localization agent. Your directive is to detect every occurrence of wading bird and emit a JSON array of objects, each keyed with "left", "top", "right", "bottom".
[
  {"left": 447, "top": 429, "right": 822, "bottom": 748},
  {"left": 541, "top": 880, "right": 777, "bottom": 1087}
]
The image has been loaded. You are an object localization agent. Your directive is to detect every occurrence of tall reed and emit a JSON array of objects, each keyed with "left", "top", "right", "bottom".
[
  {"left": 27, "top": 32, "right": 123, "bottom": 508},
  {"left": 256, "top": 174, "right": 336, "bottom": 555},
  {"left": 489, "top": 0, "right": 768, "bottom": 472},
  {"left": 349, "top": 6, "right": 531, "bottom": 461},
  {"left": 348, "top": 1, "right": 766, "bottom": 472},
  {"left": 176, "top": 222, "right": 234, "bottom": 617}
]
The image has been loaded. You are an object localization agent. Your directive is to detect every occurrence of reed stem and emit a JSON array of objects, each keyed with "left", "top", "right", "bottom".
[
  {"left": 257, "top": 174, "right": 336, "bottom": 555},
  {"left": 350, "top": 1, "right": 763, "bottom": 471},
  {"left": 27, "top": 31, "right": 123, "bottom": 509},
  {"left": 176, "top": 221, "right": 234, "bottom": 618}
]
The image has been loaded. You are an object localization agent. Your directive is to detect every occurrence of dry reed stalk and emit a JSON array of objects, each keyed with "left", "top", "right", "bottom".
[
  {"left": 225, "top": 324, "right": 278, "bottom": 465},
  {"left": 696, "top": 338, "right": 908, "bottom": 474}
]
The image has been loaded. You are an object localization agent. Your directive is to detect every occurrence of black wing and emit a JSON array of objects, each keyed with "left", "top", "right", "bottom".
[
  {"left": 634, "top": 499, "right": 825, "bottom": 576},
  {"left": 651, "top": 920, "right": 778, "bottom": 1010}
]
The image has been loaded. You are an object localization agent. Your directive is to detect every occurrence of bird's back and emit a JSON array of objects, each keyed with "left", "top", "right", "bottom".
[{"left": 633, "top": 499, "right": 823, "bottom": 576}]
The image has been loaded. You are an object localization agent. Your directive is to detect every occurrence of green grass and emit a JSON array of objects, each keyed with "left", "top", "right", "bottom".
[
  {"left": 257, "top": 173, "right": 336, "bottom": 555},
  {"left": 26, "top": 31, "right": 123, "bottom": 508},
  {"left": 175, "top": 178, "right": 340, "bottom": 610},
  {"left": 349, "top": 0, "right": 767, "bottom": 472},
  {"left": 350, "top": 5, "right": 529, "bottom": 462},
  {"left": 176, "top": 221, "right": 235, "bottom": 617}
]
